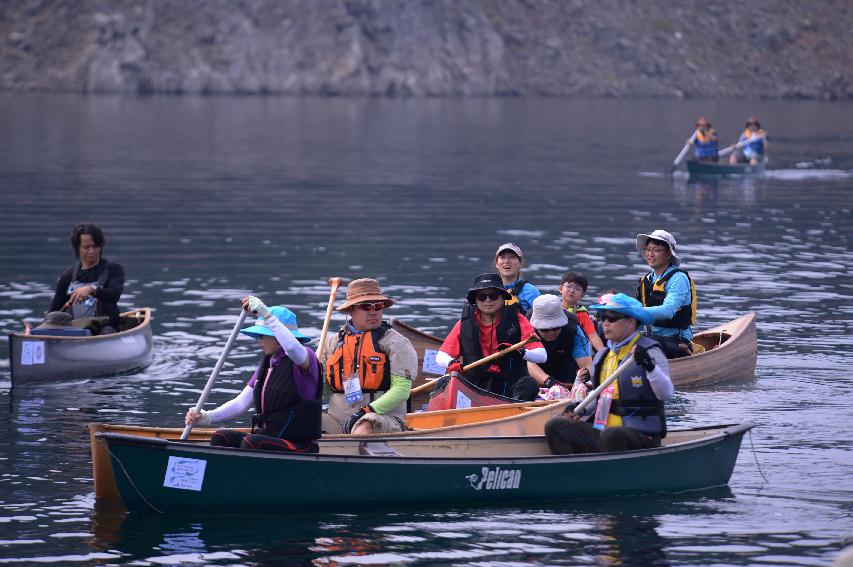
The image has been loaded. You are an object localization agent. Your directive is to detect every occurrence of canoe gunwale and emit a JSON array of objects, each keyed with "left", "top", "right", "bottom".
[
  {"left": 8, "top": 308, "right": 152, "bottom": 342},
  {"left": 97, "top": 422, "right": 755, "bottom": 465}
]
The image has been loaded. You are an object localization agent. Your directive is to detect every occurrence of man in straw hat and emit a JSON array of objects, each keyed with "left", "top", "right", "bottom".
[
  {"left": 436, "top": 273, "right": 546, "bottom": 401},
  {"left": 544, "top": 293, "right": 673, "bottom": 455},
  {"left": 185, "top": 295, "right": 322, "bottom": 453},
  {"left": 321, "top": 278, "right": 418, "bottom": 435},
  {"left": 526, "top": 294, "right": 593, "bottom": 390},
  {"left": 635, "top": 229, "right": 697, "bottom": 359}
]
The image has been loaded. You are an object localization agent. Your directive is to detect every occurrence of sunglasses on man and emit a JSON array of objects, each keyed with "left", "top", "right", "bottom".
[
  {"left": 355, "top": 302, "right": 386, "bottom": 312},
  {"left": 475, "top": 292, "right": 503, "bottom": 302},
  {"left": 600, "top": 312, "right": 629, "bottom": 323}
]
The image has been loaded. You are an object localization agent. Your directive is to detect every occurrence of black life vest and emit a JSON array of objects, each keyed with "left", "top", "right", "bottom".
[
  {"left": 591, "top": 336, "right": 667, "bottom": 437},
  {"left": 636, "top": 267, "right": 697, "bottom": 330},
  {"left": 459, "top": 303, "right": 524, "bottom": 388},
  {"left": 537, "top": 311, "right": 580, "bottom": 382},
  {"left": 326, "top": 322, "right": 392, "bottom": 394},
  {"left": 252, "top": 353, "right": 322, "bottom": 442},
  {"left": 504, "top": 279, "right": 527, "bottom": 308}
]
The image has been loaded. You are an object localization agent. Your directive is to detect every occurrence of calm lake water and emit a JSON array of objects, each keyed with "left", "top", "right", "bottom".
[{"left": 1, "top": 94, "right": 852, "bottom": 566}]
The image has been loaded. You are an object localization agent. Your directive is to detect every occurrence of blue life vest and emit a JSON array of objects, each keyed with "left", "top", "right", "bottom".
[
  {"left": 693, "top": 129, "right": 718, "bottom": 159},
  {"left": 740, "top": 129, "right": 765, "bottom": 155}
]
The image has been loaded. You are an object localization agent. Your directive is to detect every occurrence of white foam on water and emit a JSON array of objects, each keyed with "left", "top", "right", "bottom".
[{"left": 764, "top": 169, "right": 852, "bottom": 180}]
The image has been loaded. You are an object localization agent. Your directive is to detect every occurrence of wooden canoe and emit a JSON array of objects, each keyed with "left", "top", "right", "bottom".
[
  {"left": 8, "top": 308, "right": 154, "bottom": 384},
  {"left": 687, "top": 159, "right": 766, "bottom": 176},
  {"left": 393, "top": 313, "right": 758, "bottom": 393},
  {"left": 95, "top": 422, "right": 755, "bottom": 513}
]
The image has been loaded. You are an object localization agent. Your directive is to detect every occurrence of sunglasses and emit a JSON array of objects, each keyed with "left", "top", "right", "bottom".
[
  {"left": 538, "top": 327, "right": 562, "bottom": 333},
  {"left": 601, "top": 312, "right": 629, "bottom": 323},
  {"left": 355, "top": 302, "right": 386, "bottom": 312},
  {"left": 475, "top": 292, "right": 503, "bottom": 302}
]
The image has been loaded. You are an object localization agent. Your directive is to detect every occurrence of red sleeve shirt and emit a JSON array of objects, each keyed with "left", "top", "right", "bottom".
[
  {"left": 575, "top": 310, "right": 596, "bottom": 337},
  {"left": 439, "top": 312, "right": 543, "bottom": 361}
]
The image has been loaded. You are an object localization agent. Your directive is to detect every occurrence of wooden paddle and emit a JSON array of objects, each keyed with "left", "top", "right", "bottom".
[
  {"left": 409, "top": 335, "right": 538, "bottom": 397},
  {"left": 316, "top": 277, "right": 343, "bottom": 360},
  {"left": 670, "top": 131, "right": 698, "bottom": 173},
  {"left": 718, "top": 134, "right": 766, "bottom": 158},
  {"left": 181, "top": 309, "right": 248, "bottom": 440}
]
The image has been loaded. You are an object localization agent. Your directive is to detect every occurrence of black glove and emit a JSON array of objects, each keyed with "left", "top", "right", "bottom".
[
  {"left": 542, "top": 376, "right": 559, "bottom": 389},
  {"left": 634, "top": 344, "right": 656, "bottom": 372},
  {"left": 342, "top": 405, "right": 372, "bottom": 434}
]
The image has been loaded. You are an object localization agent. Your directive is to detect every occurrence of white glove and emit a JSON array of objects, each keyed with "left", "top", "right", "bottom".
[
  {"left": 185, "top": 408, "right": 211, "bottom": 426},
  {"left": 246, "top": 295, "right": 270, "bottom": 319}
]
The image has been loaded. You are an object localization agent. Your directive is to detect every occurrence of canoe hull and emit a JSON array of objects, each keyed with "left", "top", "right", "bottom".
[
  {"left": 8, "top": 309, "right": 153, "bottom": 383},
  {"left": 687, "top": 160, "right": 766, "bottom": 176},
  {"left": 427, "top": 374, "right": 518, "bottom": 411},
  {"left": 99, "top": 423, "right": 753, "bottom": 513}
]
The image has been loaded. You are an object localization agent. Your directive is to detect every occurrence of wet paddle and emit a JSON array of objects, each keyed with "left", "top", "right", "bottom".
[
  {"left": 409, "top": 335, "right": 538, "bottom": 397},
  {"left": 317, "top": 277, "right": 344, "bottom": 360},
  {"left": 669, "top": 131, "right": 697, "bottom": 173},
  {"left": 180, "top": 309, "right": 248, "bottom": 440}
]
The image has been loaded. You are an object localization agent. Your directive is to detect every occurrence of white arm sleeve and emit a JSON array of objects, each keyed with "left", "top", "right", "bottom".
[
  {"left": 435, "top": 351, "right": 453, "bottom": 368},
  {"left": 521, "top": 347, "right": 547, "bottom": 364},
  {"left": 265, "top": 316, "right": 308, "bottom": 366},
  {"left": 646, "top": 348, "right": 674, "bottom": 401},
  {"left": 206, "top": 385, "right": 255, "bottom": 423}
]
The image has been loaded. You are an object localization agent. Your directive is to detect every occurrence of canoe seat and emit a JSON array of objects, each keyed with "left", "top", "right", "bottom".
[
  {"left": 30, "top": 327, "right": 91, "bottom": 337},
  {"left": 358, "top": 441, "right": 403, "bottom": 457}
]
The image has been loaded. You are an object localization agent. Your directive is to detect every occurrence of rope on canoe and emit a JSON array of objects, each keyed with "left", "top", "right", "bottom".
[
  {"left": 747, "top": 429, "right": 769, "bottom": 484},
  {"left": 107, "top": 447, "right": 164, "bottom": 514}
]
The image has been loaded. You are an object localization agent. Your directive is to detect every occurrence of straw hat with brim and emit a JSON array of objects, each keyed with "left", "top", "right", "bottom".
[
  {"left": 589, "top": 293, "right": 655, "bottom": 326},
  {"left": 529, "top": 294, "right": 569, "bottom": 329},
  {"left": 636, "top": 229, "right": 681, "bottom": 266},
  {"left": 35, "top": 311, "right": 75, "bottom": 329},
  {"left": 466, "top": 273, "right": 512, "bottom": 305},
  {"left": 241, "top": 306, "right": 311, "bottom": 343},
  {"left": 337, "top": 278, "right": 394, "bottom": 312}
]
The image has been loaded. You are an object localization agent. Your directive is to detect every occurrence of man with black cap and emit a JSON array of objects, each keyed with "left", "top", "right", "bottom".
[
  {"left": 635, "top": 229, "right": 696, "bottom": 359},
  {"left": 544, "top": 293, "right": 673, "bottom": 455},
  {"left": 436, "top": 273, "right": 546, "bottom": 401}
]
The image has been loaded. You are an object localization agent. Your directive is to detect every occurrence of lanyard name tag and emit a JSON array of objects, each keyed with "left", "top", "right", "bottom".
[{"left": 343, "top": 374, "right": 363, "bottom": 404}]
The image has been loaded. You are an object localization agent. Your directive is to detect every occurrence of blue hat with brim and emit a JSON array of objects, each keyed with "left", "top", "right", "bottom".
[
  {"left": 241, "top": 306, "right": 311, "bottom": 344},
  {"left": 589, "top": 293, "right": 655, "bottom": 326}
]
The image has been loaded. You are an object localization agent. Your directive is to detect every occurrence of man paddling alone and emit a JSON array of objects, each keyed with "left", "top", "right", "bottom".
[
  {"left": 320, "top": 278, "right": 418, "bottom": 435},
  {"left": 544, "top": 293, "right": 673, "bottom": 454},
  {"left": 185, "top": 296, "right": 322, "bottom": 453}
]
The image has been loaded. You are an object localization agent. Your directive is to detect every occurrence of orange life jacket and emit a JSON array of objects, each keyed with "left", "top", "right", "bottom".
[{"left": 325, "top": 323, "right": 392, "bottom": 393}]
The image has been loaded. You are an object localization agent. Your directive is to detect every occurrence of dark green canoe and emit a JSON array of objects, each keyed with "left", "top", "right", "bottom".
[
  {"left": 686, "top": 160, "right": 766, "bottom": 176},
  {"left": 99, "top": 423, "right": 755, "bottom": 514}
]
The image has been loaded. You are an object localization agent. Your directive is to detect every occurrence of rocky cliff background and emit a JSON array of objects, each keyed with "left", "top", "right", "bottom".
[{"left": 1, "top": 0, "right": 851, "bottom": 98}]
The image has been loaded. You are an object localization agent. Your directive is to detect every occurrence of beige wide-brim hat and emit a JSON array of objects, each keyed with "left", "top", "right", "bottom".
[
  {"left": 337, "top": 278, "right": 395, "bottom": 311},
  {"left": 35, "top": 311, "right": 75, "bottom": 329},
  {"left": 636, "top": 229, "right": 681, "bottom": 266},
  {"left": 529, "top": 294, "right": 569, "bottom": 330}
]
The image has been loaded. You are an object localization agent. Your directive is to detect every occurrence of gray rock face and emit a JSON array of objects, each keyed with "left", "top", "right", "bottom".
[{"left": 1, "top": 0, "right": 851, "bottom": 98}]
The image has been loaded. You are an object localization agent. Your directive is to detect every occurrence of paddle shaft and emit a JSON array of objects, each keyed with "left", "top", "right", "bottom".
[
  {"left": 671, "top": 131, "right": 698, "bottom": 170},
  {"left": 410, "top": 335, "right": 537, "bottom": 397},
  {"left": 316, "top": 277, "right": 343, "bottom": 361},
  {"left": 180, "top": 309, "right": 248, "bottom": 440},
  {"left": 718, "top": 134, "right": 765, "bottom": 158},
  {"left": 573, "top": 355, "right": 635, "bottom": 415}
]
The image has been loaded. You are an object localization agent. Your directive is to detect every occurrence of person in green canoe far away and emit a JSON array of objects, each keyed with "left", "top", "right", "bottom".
[
  {"left": 494, "top": 242, "right": 541, "bottom": 313},
  {"left": 729, "top": 116, "right": 768, "bottom": 165},
  {"left": 526, "top": 294, "right": 593, "bottom": 391},
  {"left": 690, "top": 116, "right": 719, "bottom": 162},
  {"left": 635, "top": 229, "right": 697, "bottom": 359},
  {"left": 544, "top": 293, "right": 674, "bottom": 455},
  {"left": 185, "top": 296, "right": 322, "bottom": 453},
  {"left": 559, "top": 271, "right": 605, "bottom": 353},
  {"left": 320, "top": 278, "right": 419, "bottom": 435}
]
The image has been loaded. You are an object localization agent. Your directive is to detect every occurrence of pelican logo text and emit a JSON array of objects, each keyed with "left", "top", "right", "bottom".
[{"left": 465, "top": 466, "right": 522, "bottom": 491}]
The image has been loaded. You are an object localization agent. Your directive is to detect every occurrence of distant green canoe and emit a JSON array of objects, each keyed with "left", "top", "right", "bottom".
[
  {"left": 98, "top": 423, "right": 754, "bottom": 514},
  {"left": 687, "top": 160, "right": 766, "bottom": 176}
]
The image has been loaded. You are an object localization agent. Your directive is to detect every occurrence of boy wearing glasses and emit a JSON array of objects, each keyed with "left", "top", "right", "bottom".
[
  {"left": 436, "top": 273, "right": 546, "bottom": 401},
  {"left": 559, "top": 271, "right": 605, "bottom": 353},
  {"left": 635, "top": 229, "right": 696, "bottom": 359},
  {"left": 322, "top": 278, "right": 418, "bottom": 435},
  {"left": 544, "top": 293, "right": 673, "bottom": 455}
]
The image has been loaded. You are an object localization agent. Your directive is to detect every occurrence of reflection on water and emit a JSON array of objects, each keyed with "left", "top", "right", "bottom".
[{"left": 0, "top": 94, "right": 852, "bottom": 565}]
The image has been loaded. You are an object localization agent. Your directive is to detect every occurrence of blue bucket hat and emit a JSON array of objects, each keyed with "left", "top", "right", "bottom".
[
  {"left": 240, "top": 306, "right": 311, "bottom": 343},
  {"left": 589, "top": 293, "right": 655, "bottom": 326}
]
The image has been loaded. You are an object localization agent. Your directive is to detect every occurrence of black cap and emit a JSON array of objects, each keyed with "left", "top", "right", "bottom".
[{"left": 466, "top": 273, "right": 512, "bottom": 305}]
